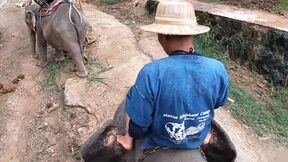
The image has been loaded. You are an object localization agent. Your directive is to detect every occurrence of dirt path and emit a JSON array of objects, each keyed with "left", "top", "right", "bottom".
[
  {"left": 0, "top": 1, "right": 287, "bottom": 162},
  {"left": 0, "top": 1, "right": 49, "bottom": 161}
]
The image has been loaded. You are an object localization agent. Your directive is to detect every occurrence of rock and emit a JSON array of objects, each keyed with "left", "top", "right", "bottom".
[
  {"left": 11, "top": 74, "right": 25, "bottom": 84},
  {"left": 46, "top": 102, "right": 53, "bottom": 109},
  {"left": 64, "top": 78, "right": 95, "bottom": 114},
  {"left": 17, "top": 74, "right": 25, "bottom": 79},
  {"left": 64, "top": 79, "right": 84, "bottom": 106},
  {"left": 12, "top": 78, "right": 21, "bottom": 84},
  {"left": 0, "top": 85, "right": 16, "bottom": 95},
  {"left": 47, "top": 103, "right": 59, "bottom": 113}
]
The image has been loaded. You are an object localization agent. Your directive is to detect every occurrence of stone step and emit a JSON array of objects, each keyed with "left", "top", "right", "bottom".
[{"left": 189, "top": 0, "right": 288, "bottom": 32}]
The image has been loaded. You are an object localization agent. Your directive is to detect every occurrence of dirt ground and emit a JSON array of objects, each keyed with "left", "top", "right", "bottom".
[{"left": 0, "top": 0, "right": 287, "bottom": 162}]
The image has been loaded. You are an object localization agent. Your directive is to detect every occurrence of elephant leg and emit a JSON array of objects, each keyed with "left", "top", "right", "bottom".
[
  {"left": 37, "top": 34, "right": 48, "bottom": 67},
  {"left": 71, "top": 47, "right": 88, "bottom": 77},
  {"left": 54, "top": 49, "right": 65, "bottom": 62}
]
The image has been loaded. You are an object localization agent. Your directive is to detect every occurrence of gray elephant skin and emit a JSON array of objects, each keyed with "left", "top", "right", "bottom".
[
  {"left": 80, "top": 102, "right": 237, "bottom": 162},
  {"left": 25, "top": 3, "right": 89, "bottom": 77}
]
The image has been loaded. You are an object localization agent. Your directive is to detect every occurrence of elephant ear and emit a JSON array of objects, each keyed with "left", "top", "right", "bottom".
[{"left": 25, "top": 11, "right": 36, "bottom": 32}]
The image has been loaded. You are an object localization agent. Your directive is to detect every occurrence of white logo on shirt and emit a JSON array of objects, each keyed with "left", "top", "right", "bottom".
[
  {"left": 165, "top": 121, "right": 205, "bottom": 144},
  {"left": 162, "top": 110, "right": 210, "bottom": 144}
]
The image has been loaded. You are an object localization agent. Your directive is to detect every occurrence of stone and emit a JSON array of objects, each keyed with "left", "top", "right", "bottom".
[
  {"left": 17, "top": 74, "right": 25, "bottom": 79},
  {"left": 64, "top": 78, "right": 91, "bottom": 111}
]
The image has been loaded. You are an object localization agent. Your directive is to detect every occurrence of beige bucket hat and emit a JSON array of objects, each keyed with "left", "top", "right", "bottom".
[{"left": 141, "top": 0, "right": 210, "bottom": 35}]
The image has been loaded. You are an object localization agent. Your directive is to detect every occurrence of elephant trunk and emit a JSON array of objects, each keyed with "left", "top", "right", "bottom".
[
  {"left": 28, "top": 27, "right": 37, "bottom": 58},
  {"left": 25, "top": 9, "right": 38, "bottom": 58}
]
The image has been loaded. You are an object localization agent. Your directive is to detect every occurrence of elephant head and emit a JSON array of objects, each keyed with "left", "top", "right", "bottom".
[
  {"left": 80, "top": 101, "right": 237, "bottom": 162},
  {"left": 25, "top": 4, "right": 39, "bottom": 58},
  {"left": 25, "top": 10, "right": 36, "bottom": 32}
]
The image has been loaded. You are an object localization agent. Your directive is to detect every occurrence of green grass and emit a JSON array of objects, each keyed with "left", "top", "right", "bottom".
[
  {"left": 194, "top": 33, "right": 229, "bottom": 62},
  {"left": 41, "top": 61, "right": 66, "bottom": 92},
  {"left": 274, "top": 0, "right": 288, "bottom": 12},
  {"left": 71, "top": 144, "right": 81, "bottom": 160},
  {"left": 41, "top": 57, "right": 112, "bottom": 95},
  {"left": 86, "top": 58, "right": 113, "bottom": 84},
  {"left": 195, "top": 33, "right": 288, "bottom": 142},
  {"left": 102, "top": 0, "right": 121, "bottom": 5},
  {"left": 230, "top": 83, "right": 288, "bottom": 138}
]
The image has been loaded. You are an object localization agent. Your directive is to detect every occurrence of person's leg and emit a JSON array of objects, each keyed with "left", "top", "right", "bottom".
[{"left": 143, "top": 148, "right": 207, "bottom": 162}]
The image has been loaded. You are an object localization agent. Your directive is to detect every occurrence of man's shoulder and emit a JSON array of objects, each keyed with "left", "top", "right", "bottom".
[
  {"left": 139, "top": 55, "right": 227, "bottom": 77},
  {"left": 140, "top": 57, "right": 171, "bottom": 74}
]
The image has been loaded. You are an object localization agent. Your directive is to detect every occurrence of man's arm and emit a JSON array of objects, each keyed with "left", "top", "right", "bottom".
[
  {"left": 215, "top": 64, "right": 229, "bottom": 109},
  {"left": 117, "top": 67, "right": 157, "bottom": 150}
]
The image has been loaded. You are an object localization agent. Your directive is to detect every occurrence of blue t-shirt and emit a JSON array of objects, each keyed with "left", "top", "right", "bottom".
[{"left": 126, "top": 53, "right": 229, "bottom": 149}]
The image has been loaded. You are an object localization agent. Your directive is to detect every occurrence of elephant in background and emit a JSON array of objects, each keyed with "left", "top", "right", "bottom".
[{"left": 25, "top": 2, "right": 89, "bottom": 77}]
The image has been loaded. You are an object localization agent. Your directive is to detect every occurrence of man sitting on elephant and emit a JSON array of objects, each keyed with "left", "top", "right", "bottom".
[{"left": 116, "top": 0, "right": 229, "bottom": 162}]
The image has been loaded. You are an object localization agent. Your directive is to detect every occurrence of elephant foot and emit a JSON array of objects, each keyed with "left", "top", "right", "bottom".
[
  {"left": 76, "top": 70, "right": 88, "bottom": 77},
  {"left": 55, "top": 55, "right": 65, "bottom": 62},
  {"left": 36, "top": 61, "right": 48, "bottom": 67}
]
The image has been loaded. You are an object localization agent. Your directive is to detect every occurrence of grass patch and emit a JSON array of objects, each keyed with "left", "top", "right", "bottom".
[
  {"left": 86, "top": 58, "right": 113, "bottom": 84},
  {"left": 71, "top": 144, "right": 81, "bottom": 160},
  {"left": 230, "top": 83, "right": 288, "bottom": 138},
  {"left": 41, "top": 61, "right": 66, "bottom": 92},
  {"left": 273, "top": 0, "right": 288, "bottom": 12},
  {"left": 102, "top": 0, "right": 121, "bottom": 5},
  {"left": 194, "top": 33, "right": 229, "bottom": 62},
  {"left": 41, "top": 57, "right": 112, "bottom": 93},
  {"left": 195, "top": 33, "right": 288, "bottom": 142}
]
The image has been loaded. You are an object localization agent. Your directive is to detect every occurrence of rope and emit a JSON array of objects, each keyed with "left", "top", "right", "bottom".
[
  {"left": 68, "top": 3, "right": 75, "bottom": 25},
  {"left": 67, "top": 0, "right": 82, "bottom": 25},
  {"left": 67, "top": 0, "right": 84, "bottom": 55}
]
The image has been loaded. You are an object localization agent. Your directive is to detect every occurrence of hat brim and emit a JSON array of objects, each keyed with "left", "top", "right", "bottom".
[{"left": 140, "top": 23, "right": 210, "bottom": 35}]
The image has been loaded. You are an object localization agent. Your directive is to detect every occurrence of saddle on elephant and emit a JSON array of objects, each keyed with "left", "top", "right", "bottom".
[{"left": 34, "top": 0, "right": 82, "bottom": 17}]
